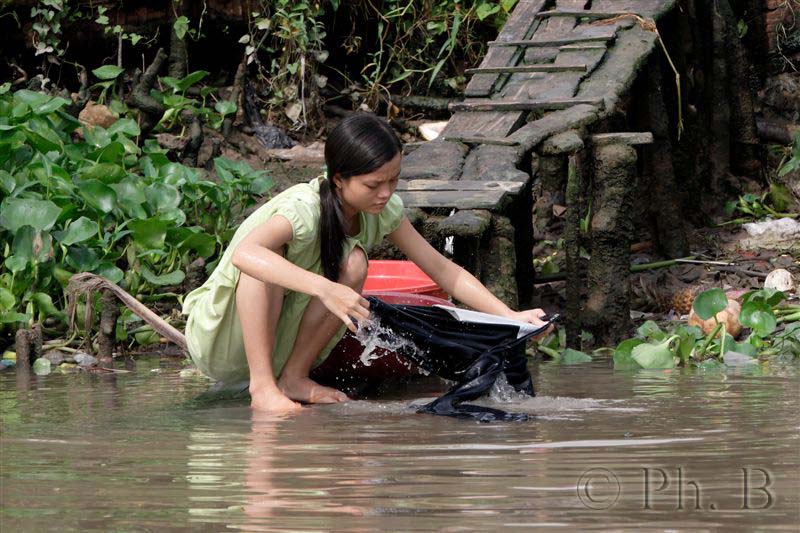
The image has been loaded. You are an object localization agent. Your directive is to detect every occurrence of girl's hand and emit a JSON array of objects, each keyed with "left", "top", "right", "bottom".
[
  {"left": 318, "top": 281, "right": 371, "bottom": 333},
  {"left": 509, "top": 308, "right": 554, "bottom": 340}
]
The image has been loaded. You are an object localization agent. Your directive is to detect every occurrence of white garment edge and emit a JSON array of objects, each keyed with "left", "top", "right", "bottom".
[{"left": 433, "top": 305, "right": 541, "bottom": 339}]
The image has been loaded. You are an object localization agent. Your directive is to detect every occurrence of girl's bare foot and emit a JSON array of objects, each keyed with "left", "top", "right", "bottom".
[
  {"left": 277, "top": 375, "right": 349, "bottom": 404},
  {"left": 250, "top": 386, "right": 303, "bottom": 413}
]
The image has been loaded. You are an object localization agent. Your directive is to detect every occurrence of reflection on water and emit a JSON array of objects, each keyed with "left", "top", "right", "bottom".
[{"left": 1, "top": 356, "right": 798, "bottom": 530}]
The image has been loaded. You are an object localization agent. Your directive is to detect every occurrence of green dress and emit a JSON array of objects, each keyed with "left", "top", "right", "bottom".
[{"left": 182, "top": 176, "right": 405, "bottom": 383}]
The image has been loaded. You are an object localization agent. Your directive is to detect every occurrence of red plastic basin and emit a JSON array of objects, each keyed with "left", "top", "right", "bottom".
[{"left": 362, "top": 260, "right": 449, "bottom": 300}]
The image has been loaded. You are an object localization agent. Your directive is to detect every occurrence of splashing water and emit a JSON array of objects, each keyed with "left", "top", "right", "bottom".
[
  {"left": 489, "top": 373, "right": 534, "bottom": 403},
  {"left": 354, "top": 316, "right": 427, "bottom": 374}
]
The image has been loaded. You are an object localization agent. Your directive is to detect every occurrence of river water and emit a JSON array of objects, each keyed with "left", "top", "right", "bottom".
[{"left": 1, "top": 356, "right": 798, "bottom": 530}]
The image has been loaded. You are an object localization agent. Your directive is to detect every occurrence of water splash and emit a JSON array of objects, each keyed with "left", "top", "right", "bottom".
[
  {"left": 489, "top": 373, "right": 533, "bottom": 403},
  {"left": 353, "top": 316, "right": 427, "bottom": 374}
]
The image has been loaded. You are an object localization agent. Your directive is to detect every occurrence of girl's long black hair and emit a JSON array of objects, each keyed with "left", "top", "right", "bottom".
[{"left": 320, "top": 114, "right": 401, "bottom": 281}]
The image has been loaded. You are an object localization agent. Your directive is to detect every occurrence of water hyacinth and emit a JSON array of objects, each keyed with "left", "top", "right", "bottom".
[{"left": 0, "top": 88, "right": 273, "bottom": 344}]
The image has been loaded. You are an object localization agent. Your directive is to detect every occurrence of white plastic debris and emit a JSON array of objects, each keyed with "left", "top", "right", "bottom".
[
  {"left": 418, "top": 121, "right": 448, "bottom": 141},
  {"left": 736, "top": 217, "right": 800, "bottom": 250},
  {"left": 764, "top": 268, "right": 796, "bottom": 293}
]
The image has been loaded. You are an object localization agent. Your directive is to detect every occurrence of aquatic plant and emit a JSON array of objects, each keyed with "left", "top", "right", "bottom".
[
  {"left": 612, "top": 288, "right": 800, "bottom": 370},
  {"left": 0, "top": 88, "right": 272, "bottom": 343}
]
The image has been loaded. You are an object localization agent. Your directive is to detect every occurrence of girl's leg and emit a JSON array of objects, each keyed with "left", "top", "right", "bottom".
[
  {"left": 278, "top": 247, "right": 368, "bottom": 403},
  {"left": 236, "top": 254, "right": 301, "bottom": 412}
]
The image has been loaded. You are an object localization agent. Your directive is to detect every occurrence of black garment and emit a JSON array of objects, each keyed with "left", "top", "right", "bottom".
[{"left": 366, "top": 297, "right": 550, "bottom": 422}]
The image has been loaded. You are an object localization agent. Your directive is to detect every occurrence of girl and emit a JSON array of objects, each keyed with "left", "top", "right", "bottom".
[{"left": 183, "top": 114, "right": 551, "bottom": 413}]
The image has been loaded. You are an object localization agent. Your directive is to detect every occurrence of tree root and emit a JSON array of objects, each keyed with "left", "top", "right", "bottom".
[
  {"left": 128, "top": 48, "right": 167, "bottom": 132},
  {"left": 67, "top": 273, "right": 187, "bottom": 353}
]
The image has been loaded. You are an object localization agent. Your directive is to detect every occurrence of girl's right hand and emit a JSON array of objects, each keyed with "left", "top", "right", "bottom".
[{"left": 318, "top": 281, "right": 371, "bottom": 332}]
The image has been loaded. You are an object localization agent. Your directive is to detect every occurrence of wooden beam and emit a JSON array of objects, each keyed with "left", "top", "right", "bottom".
[
  {"left": 397, "top": 179, "right": 524, "bottom": 193},
  {"left": 488, "top": 35, "right": 613, "bottom": 47},
  {"left": 591, "top": 132, "right": 654, "bottom": 146},
  {"left": 449, "top": 98, "right": 604, "bottom": 112},
  {"left": 441, "top": 135, "right": 520, "bottom": 147},
  {"left": 559, "top": 43, "right": 608, "bottom": 50},
  {"left": 466, "top": 64, "right": 587, "bottom": 75},
  {"left": 535, "top": 10, "right": 641, "bottom": 19}
]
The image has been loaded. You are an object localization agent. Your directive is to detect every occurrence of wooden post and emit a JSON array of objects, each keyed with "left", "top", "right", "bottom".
[
  {"left": 564, "top": 154, "right": 583, "bottom": 348},
  {"left": 583, "top": 143, "right": 637, "bottom": 345}
]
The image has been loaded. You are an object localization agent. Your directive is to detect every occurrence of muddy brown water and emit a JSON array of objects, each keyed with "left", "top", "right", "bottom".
[{"left": 1, "top": 356, "right": 798, "bottom": 530}]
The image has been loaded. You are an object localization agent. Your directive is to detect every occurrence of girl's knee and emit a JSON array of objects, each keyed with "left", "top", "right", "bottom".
[{"left": 340, "top": 247, "right": 368, "bottom": 288}]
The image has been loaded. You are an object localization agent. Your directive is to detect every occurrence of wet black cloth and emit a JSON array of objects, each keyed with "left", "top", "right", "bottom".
[{"left": 366, "top": 297, "right": 549, "bottom": 422}]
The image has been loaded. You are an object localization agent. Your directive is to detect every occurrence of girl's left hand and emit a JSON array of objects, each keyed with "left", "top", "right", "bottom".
[{"left": 508, "top": 308, "right": 554, "bottom": 339}]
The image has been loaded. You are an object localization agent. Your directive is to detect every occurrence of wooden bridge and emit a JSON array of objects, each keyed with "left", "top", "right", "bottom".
[{"left": 394, "top": 0, "right": 682, "bottom": 345}]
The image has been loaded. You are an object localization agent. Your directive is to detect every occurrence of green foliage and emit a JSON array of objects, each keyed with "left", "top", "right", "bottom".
[
  {"left": 612, "top": 289, "right": 799, "bottom": 370},
  {"left": 0, "top": 89, "right": 273, "bottom": 339}
]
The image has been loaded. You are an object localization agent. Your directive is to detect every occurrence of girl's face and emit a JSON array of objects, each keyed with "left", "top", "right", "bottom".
[{"left": 334, "top": 152, "right": 401, "bottom": 217}]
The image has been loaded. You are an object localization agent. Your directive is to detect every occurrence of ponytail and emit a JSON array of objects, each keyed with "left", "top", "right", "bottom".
[
  {"left": 319, "top": 177, "right": 347, "bottom": 281},
  {"left": 320, "top": 113, "right": 401, "bottom": 281}
]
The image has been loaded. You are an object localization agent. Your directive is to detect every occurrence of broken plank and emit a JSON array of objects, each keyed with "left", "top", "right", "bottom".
[
  {"left": 397, "top": 179, "right": 524, "bottom": 193},
  {"left": 449, "top": 98, "right": 603, "bottom": 112},
  {"left": 466, "top": 64, "right": 587, "bottom": 74}
]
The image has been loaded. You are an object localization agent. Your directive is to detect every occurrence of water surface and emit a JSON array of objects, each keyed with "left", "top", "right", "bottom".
[{"left": 2, "top": 356, "right": 798, "bottom": 530}]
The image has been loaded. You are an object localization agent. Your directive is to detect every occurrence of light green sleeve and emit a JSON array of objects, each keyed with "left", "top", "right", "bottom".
[{"left": 379, "top": 193, "right": 405, "bottom": 236}]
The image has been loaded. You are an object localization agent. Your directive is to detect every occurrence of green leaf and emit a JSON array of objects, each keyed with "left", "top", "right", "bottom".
[
  {"left": 4, "top": 255, "right": 28, "bottom": 273},
  {"left": 141, "top": 267, "right": 185, "bottom": 286},
  {"left": 77, "top": 179, "right": 117, "bottom": 213},
  {"left": 79, "top": 162, "right": 126, "bottom": 183},
  {"left": 92, "top": 65, "right": 125, "bottom": 80},
  {"left": 66, "top": 246, "right": 100, "bottom": 271},
  {"left": 31, "top": 292, "right": 64, "bottom": 320},
  {"left": 94, "top": 263, "right": 124, "bottom": 284},
  {"left": 476, "top": 2, "right": 501, "bottom": 20},
  {"left": 613, "top": 338, "right": 644, "bottom": 370},
  {"left": 128, "top": 218, "right": 168, "bottom": 249},
  {"left": 144, "top": 183, "right": 181, "bottom": 213},
  {"left": 134, "top": 326, "right": 160, "bottom": 346},
  {"left": 0, "top": 198, "right": 62, "bottom": 232},
  {"left": 636, "top": 320, "right": 665, "bottom": 341},
  {"left": 742, "top": 288, "right": 786, "bottom": 307},
  {"left": 739, "top": 301, "right": 777, "bottom": 337},
  {"left": 173, "top": 16, "right": 189, "bottom": 40},
  {"left": 631, "top": 337, "right": 679, "bottom": 369},
  {"left": 107, "top": 118, "right": 140, "bottom": 137},
  {"left": 176, "top": 230, "right": 216, "bottom": 258},
  {"left": 214, "top": 100, "right": 237, "bottom": 116},
  {"left": 56, "top": 217, "right": 98, "bottom": 245},
  {"left": 692, "top": 288, "right": 728, "bottom": 320},
  {"left": 175, "top": 71, "right": 208, "bottom": 92},
  {"left": 0, "top": 311, "right": 30, "bottom": 324},
  {"left": 0, "top": 288, "right": 15, "bottom": 312},
  {"left": 558, "top": 348, "right": 592, "bottom": 365}
]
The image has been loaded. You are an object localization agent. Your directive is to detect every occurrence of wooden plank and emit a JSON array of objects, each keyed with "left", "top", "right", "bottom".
[
  {"left": 488, "top": 35, "right": 613, "bottom": 47},
  {"left": 397, "top": 189, "right": 513, "bottom": 210},
  {"left": 507, "top": 104, "right": 600, "bottom": 151},
  {"left": 440, "top": 111, "right": 528, "bottom": 141},
  {"left": 536, "top": 10, "right": 641, "bottom": 19},
  {"left": 591, "top": 132, "right": 654, "bottom": 145},
  {"left": 397, "top": 179, "right": 525, "bottom": 193},
  {"left": 449, "top": 98, "right": 603, "bottom": 112},
  {"left": 466, "top": 64, "right": 587, "bottom": 74},
  {"left": 464, "top": 0, "right": 547, "bottom": 98},
  {"left": 591, "top": 0, "right": 677, "bottom": 20}
]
